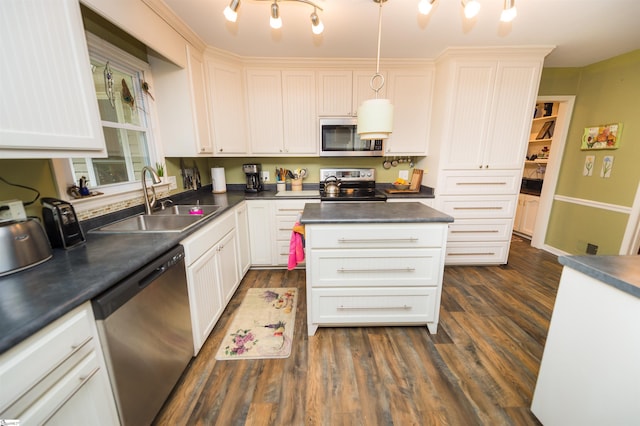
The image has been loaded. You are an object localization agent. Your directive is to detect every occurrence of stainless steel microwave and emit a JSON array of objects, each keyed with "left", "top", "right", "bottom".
[{"left": 319, "top": 117, "right": 384, "bottom": 157}]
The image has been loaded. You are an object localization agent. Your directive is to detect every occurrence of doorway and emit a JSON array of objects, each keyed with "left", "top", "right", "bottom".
[{"left": 527, "top": 96, "right": 575, "bottom": 250}]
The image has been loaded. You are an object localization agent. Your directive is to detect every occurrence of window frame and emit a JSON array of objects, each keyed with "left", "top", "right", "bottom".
[{"left": 51, "top": 32, "right": 166, "bottom": 208}]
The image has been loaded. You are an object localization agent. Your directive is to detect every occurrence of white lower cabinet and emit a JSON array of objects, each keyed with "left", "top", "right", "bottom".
[
  {"left": 305, "top": 223, "right": 448, "bottom": 336},
  {"left": 247, "top": 199, "right": 319, "bottom": 267},
  {"left": 436, "top": 170, "right": 520, "bottom": 265},
  {"left": 0, "top": 302, "right": 119, "bottom": 425},
  {"left": 235, "top": 201, "right": 251, "bottom": 276},
  {"left": 513, "top": 193, "right": 540, "bottom": 237},
  {"left": 181, "top": 209, "right": 240, "bottom": 355}
]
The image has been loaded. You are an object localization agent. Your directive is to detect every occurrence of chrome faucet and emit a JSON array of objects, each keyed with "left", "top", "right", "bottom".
[{"left": 141, "top": 166, "right": 161, "bottom": 215}]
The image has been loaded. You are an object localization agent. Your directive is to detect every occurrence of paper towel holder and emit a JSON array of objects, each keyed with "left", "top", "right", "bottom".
[{"left": 211, "top": 167, "right": 227, "bottom": 194}]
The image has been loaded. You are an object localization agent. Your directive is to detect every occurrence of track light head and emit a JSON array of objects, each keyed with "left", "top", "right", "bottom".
[
  {"left": 418, "top": 0, "right": 435, "bottom": 16},
  {"left": 223, "top": 0, "right": 240, "bottom": 23},
  {"left": 270, "top": 1, "right": 282, "bottom": 29},
  {"left": 500, "top": 0, "right": 517, "bottom": 22},
  {"left": 310, "top": 9, "right": 324, "bottom": 35},
  {"left": 462, "top": 0, "right": 480, "bottom": 19}
]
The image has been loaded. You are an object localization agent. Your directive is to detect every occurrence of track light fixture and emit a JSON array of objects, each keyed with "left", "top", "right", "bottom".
[
  {"left": 223, "top": 0, "right": 324, "bottom": 35},
  {"left": 419, "top": 0, "right": 517, "bottom": 22}
]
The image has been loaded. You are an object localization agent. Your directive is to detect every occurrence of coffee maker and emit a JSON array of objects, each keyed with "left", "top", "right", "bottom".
[{"left": 243, "top": 163, "right": 264, "bottom": 193}]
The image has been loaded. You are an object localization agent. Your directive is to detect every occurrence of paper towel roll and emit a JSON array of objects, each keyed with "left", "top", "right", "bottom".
[{"left": 211, "top": 167, "right": 226, "bottom": 193}]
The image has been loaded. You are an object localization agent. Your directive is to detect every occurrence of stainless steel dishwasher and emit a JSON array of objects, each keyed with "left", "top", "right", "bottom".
[{"left": 92, "top": 245, "right": 193, "bottom": 426}]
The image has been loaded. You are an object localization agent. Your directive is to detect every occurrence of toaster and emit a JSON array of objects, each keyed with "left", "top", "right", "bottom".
[{"left": 41, "top": 197, "right": 86, "bottom": 249}]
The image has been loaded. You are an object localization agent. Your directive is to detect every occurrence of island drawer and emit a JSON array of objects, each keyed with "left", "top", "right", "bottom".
[
  {"left": 310, "top": 287, "right": 438, "bottom": 325},
  {"left": 307, "top": 224, "right": 447, "bottom": 249},
  {"left": 309, "top": 248, "right": 443, "bottom": 287}
]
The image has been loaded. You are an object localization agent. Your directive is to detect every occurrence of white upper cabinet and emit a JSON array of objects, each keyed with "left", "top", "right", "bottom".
[
  {"left": 206, "top": 56, "right": 248, "bottom": 155},
  {"left": 245, "top": 69, "right": 284, "bottom": 154},
  {"left": 281, "top": 70, "right": 317, "bottom": 155},
  {"left": 438, "top": 57, "right": 544, "bottom": 170},
  {"left": 246, "top": 69, "right": 317, "bottom": 156},
  {"left": 317, "top": 70, "right": 384, "bottom": 116},
  {"left": 150, "top": 44, "right": 213, "bottom": 156},
  {"left": 0, "top": 0, "right": 106, "bottom": 158},
  {"left": 317, "top": 71, "right": 353, "bottom": 116},
  {"left": 385, "top": 68, "right": 434, "bottom": 155}
]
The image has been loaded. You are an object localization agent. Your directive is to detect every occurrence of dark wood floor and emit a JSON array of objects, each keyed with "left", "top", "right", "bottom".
[{"left": 154, "top": 236, "right": 562, "bottom": 425}]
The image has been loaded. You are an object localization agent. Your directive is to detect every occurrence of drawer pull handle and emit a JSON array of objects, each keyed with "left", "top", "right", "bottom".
[
  {"left": 453, "top": 207, "right": 502, "bottom": 210},
  {"left": 456, "top": 182, "right": 507, "bottom": 185},
  {"left": 448, "top": 252, "right": 496, "bottom": 256},
  {"left": 338, "top": 237, "right": 418, "bottom": 243},
  {"left": 278, "top": 208, "right": 304, "bottom": 212},
  {"left": 450, "top": 230, "right": 499, "bottom": 233},
  {"left": 337, "top": 305, "right": 411, "bottom": 310},
  {"left": 42, "top": 366, "right": 100, "bottom": 424},
  {"left": 338, "top": 267, "right": 416, "bottom": 273}
]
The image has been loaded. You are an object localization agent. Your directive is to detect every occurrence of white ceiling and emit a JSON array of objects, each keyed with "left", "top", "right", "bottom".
[{"left": 162, "top": 0, "right": 640, "bottom": 67}]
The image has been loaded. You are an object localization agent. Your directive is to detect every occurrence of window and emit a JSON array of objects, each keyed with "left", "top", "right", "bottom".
[
  {"left": 51, "top": 32, "right": 161, "bottom": 202},
  {"left": 71, "top": 35, "right": 156, "bottom": 189}
]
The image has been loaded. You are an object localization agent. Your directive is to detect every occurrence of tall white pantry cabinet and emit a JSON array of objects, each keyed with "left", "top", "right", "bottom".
[{"left": 425, "top": 47, "right": 553, "bottom": 265}]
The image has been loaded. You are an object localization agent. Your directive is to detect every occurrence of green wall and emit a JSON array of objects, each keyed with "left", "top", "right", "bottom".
[
  {"left": 0, "top": 160, "right": 58, "bottom": 220},
  {"left": 165, "top": 156, "right": 417, "bottom": 194},
  {"left": 541, "top": 49, "right": 640, "bottom": 255}
]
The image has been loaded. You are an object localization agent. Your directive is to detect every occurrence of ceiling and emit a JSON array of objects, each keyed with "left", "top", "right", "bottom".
[{"left": 162, "top": 0, "right": 640, "bottom": 67}]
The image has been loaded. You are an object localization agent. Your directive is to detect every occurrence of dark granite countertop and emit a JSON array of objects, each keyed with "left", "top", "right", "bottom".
[
  {"left": 0, "top": 188, "right": 245, "bottom": 354},
  {"left": 559, "top": 255, "right": 640, "bottom": 299},
  {"left": 300, "top": 202, "right": 453, "bottom": 224},
  {"left": 0, "top": 184, "right": 437, "bottom": 354}
]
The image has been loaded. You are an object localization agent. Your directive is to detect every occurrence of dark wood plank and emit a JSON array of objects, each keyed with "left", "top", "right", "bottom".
[{"left": 154, "top": 238, "right": 557, "bottom": 425}]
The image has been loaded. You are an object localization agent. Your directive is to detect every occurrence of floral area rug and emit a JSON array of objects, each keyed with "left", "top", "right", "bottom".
[{"left": 215, "top": 288, "right": 297, "bottom": 360}]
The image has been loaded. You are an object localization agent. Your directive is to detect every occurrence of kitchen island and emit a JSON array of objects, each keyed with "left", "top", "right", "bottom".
[
  {"left": 301, "top": 202, "right": 454, "bottom": 336},
  {"left": 531, "top": 255, "right": 640, "bottom": 425}
]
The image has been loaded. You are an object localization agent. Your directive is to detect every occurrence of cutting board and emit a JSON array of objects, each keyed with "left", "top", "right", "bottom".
[{"left": 385, "top": 169, "right": 423, "bottom": 194}]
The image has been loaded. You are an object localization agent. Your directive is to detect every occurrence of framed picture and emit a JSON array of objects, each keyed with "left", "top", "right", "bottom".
[{"left": 581, "top": 123, "right": 622, "bottom": 150}]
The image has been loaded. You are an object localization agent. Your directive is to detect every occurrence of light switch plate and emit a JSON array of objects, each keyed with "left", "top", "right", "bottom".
[{"left": 398, "top": 170, "right": 409, "bottom": 180}]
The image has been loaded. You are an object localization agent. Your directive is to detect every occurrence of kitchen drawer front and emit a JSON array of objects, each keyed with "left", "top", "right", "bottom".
[
  {"left": 445, "top": 242, "right": 509, "bottom": 265},
  {"left": 307, "top": 224, "right": 447, "bottom": 249},
  {"left": 275, "top": 240, "right": 306, "bottom": 266},
  {"left": 437, "top": 195, "right": 516, "bottom": 219},
  {"left": 447, "top": 219, "right": 513, "bottom": 242},
  {"left": 275, "top": 216, "right": 299, "bottom": 241},
  {"left": 310, "top": 248, "right": 443, "bottom": 287},
  {"left": 182, "top": 209, "right": 235, "bottom": 264},
  {"left": 0, "top": 303, "right": 96, "bottom": 413},
  {"left": 439, "top": 170, "right": 521, "bottom": 195},
  {"left": 311, "top": 287, "right": 437, "bottom": 325},
  {"left": 275, "top": 199, "right": 317, "bottom": 213}
]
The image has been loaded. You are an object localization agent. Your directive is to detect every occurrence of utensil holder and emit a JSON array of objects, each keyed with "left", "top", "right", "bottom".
[
  {"left": 276, "top": 182, "right": 286, "bottom": 192},
  {"left": 291, "top": 178, "right": 303, "bottom": 192}
]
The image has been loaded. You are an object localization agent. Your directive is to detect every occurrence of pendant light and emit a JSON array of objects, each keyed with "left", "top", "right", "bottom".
[{"left": 357, "top": 0, "right": 394, "bottom": 141}]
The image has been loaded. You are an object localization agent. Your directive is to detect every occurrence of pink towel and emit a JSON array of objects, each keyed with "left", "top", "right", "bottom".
[{"left": 288, "top": 223, "right": 305, "bottom": 270}]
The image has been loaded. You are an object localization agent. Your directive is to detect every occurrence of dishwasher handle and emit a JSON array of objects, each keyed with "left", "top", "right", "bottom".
[{"left": 92, "top": 245, "right": 185, "bottom": 320}]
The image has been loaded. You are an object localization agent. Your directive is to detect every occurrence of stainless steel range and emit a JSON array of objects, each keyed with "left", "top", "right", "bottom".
[{"left": 319, "top": 168, "right": 387, "bottom": 201}]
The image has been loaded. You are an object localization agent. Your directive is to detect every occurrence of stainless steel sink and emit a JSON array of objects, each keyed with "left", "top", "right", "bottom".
[
  {"left": 93, "top": 214, "right": 204, "bottom": 233},
  {"left": 153, "top": 204, "right": 221, "bottom": 216}
]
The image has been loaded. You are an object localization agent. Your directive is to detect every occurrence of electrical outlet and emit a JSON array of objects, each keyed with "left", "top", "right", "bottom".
[
  {"left": 260, "top": 171, "right": 270, "bottom": 182},
  {"left": 398, "top": 170, "right": 409, "bottom": 180},
  {"left": 0, "top": 199, "right": 26, "bottom": 223},
  {"left": 166, "top": 176, "right": 177, "bottom": 190}
]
